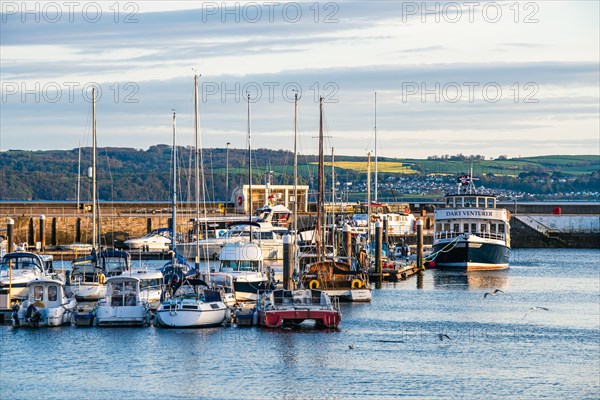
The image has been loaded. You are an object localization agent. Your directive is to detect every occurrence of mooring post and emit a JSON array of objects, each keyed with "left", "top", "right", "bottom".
[
  {"left": 51, "top": 217, "right": 57, "bottom": 246},
  {"left": 7, "top": 218, "right": 14, "bottom": 253},
  {"left": 283, "top": 234, "right": 294, "bottom": 290},
  {"left": 383, "top": 216, "right": 388, "bottom": 249},
  {"left": 417, "top": 219, "right": 424, "bottom": 271},
  {"left": 75, "top": 218, "right": 81, "bottom": 243},
  {"left": 28, "top": 218, "right": 35, "bottom": 247},
  {"left": 375, "top": 221, "right": 382, "bottom": 284},
  {"left": 342, "top": 224, "right": 352, "bottom": 260},
  {"left": 39, "top": 215, "right": 46, "bottom": 251}
]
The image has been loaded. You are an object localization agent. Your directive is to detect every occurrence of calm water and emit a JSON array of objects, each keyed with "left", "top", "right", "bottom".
[{"left": 1, "top": 249, "right": 599, "bottom": 399}]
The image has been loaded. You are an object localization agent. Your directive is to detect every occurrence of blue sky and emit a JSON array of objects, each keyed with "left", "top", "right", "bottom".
[{"left": 1, "top": 1, "right": 598, "bottom": 158}]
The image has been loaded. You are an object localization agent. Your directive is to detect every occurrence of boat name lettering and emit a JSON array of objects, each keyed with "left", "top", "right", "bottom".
[{"left": 445, "top": 210, "right": 494, "bottom": 217}]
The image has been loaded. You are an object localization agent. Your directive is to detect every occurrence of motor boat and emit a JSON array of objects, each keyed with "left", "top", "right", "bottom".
[
  {"left": 218, "top": 241, "right": 275, "bottom": 303},
  {"left": 128, "top": 268, "right": 163, "bottom": 310},
  {"left": 257, "top": 289, "right": 342, "bottom": 329},
  {"left": 94, "top": 276, "right": 151, "bottom": 326},
  {"left": 0, "top": 252, "right": 55, "bottom": 301},
  {"left": 124, "top": 228, "right": 171, "bottom": 251},
  {"left": 300, "top": 260, "right": 372, "bottom": 303},
  {"left": 12, "top": 278, "right": 77, "bottom": 327}
]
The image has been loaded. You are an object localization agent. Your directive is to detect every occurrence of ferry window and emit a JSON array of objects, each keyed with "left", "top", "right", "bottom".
[
  {"left": 463, "top": 223, "right": 469, "bottom": 232},
  {"left": 487, "top": 198, "right": 494, "bottom": 208},
  {"left": 453, "top": 223, "right": 459, "bottom": 232},
  {"left": 436, "top": 223, "right": 442, "bottom": 232},
  {"left": 480, "top": 224, "right": 487, "bottom": 232},
  {"left": 471, "top": 223, "right": 477, "bottom": 233},
  {"left": 498, "top": 224, "right": 505, "bottom": 233},
  {"left": 48, "top": 286, "right": 58, "bottom": 301},
  {"left": 34, "top": 286, "right": 43, "bottom": 301},
  {"left": 476, "top": 198, "right": 483, "bottom": 208},
  {"left": 444, "top": 223, "right": 450, "bottom": 232},
  {"left": 490, "top": 224, "right": 497, "bottom": 233}
]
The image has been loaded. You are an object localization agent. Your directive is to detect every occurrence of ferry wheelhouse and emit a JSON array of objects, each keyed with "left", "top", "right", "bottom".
[{"left": 432, "top": 175, "right": 510, "bottom": 270}]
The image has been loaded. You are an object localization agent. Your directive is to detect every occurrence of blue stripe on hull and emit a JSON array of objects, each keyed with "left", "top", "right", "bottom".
[
  {"left": 233, "top": 281, "right": 271, "bottom": 294},
  {"left": 432, "top": 242, "right": 510, "bottom": 270}
]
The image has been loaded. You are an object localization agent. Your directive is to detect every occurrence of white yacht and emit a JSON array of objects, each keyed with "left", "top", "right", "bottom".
[
  {"left": 66, "top": 249, "right": 131, "bottom": 302},
  {"left": 0, "top": 252, "right": 55, "bottom": 301},
  {"left": 95, "top": 276, "right": 151, "bottom": 326},
  {"left": 123, "top": 228, "right": 171, "bottom": 251},
  {"left": 129, "top": 268, "right": 163, "bottom": 310},
  {"left": 12, "top": 278, "right": 77, "bottom": 327},
  {"left": 218, "top": 241, "right": 275, "bottom": 303},
  {"left": 177, "top": 221, "right": 287, "bottom": 261}
]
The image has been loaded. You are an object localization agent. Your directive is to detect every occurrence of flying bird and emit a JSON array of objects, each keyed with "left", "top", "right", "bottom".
[
  {"left": 348, "top": 343, "right": 355, "bottom": 350},
  {"left": 438, "top": 333, "right": 452, "bottom": 341},
  {"left": 483, "top": 289, "right": 505, "bottom": 298},
  {"left": 523, "top": 306, "right": 550, "bottom": 319}
]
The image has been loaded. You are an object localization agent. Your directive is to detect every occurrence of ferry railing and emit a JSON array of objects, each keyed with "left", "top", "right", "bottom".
[{"left": 434, "top": 231, "right": 506, "bottom": 241}]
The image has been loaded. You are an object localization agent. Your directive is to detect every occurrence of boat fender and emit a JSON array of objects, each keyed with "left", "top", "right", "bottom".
[
  {"left": 309, "top": 280, "right": 320, "bottom": 289},
  {"left": 351, "top": 279, "right": 364, "bottom": 289},
  {"left": 98, "top": 273, "right": 106, "bottom": 285}
]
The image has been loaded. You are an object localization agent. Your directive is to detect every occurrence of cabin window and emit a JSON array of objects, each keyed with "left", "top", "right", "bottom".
[
  {"left": 436, "top": 223, "right": 442, "bottom": 232},
  {"left": 476, "top": 198, "right": 483, "bottom": 208},
  {"left": 490, "top": 224, "right": 497, "bottom": 233},
  {"left": 453, "top": 223, "right": 459, "bottom": 232},
  {"left": 48, "top": 286, "right": 58, "bottom": 301},
  {"left": 480, "top": 224, "right": 487, "bottom": 232},
  {"left": 471, "top": 223, "right": 477, "bottom": 233},
  {"left": 444, "top": 223, "right": 450, "bottom": 232},
  {"left": 487, "top": 198, "right": 495, "bottom": 208},
  {"left": 498, "top": 224, "right": 505, "bottom": 233},
  {"left": 463, "top": 223, "right": 469, "bottom": 232},
  {"left": 33, "top": 286, "right": 44, "bottom": 301}
]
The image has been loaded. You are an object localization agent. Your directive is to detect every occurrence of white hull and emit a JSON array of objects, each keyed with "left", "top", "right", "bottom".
[
  {"left": 156, "top": 301, "right": 227, "bottom": 328},
  {"left": 67, "top": 283, "right": 106, "bottom": 302},
  {"left": 14, "top": 299, "right": 77, "bottom": 327},
  {"left": 321, "top": 288, "right": 372, "bottom": 303},
  {"left": 95, "top": 305, "right": 150, "bottom": 326},
  {"left": 178, "top": 240, "right": 283, "bottom": 260}
]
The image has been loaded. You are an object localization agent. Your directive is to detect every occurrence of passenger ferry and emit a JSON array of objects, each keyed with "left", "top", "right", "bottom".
[{"left": 431, "top": 175, "right": 510, "bottom": 270}]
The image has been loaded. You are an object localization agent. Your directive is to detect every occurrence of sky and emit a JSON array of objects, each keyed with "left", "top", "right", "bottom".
[{"left": 1, "top": 0, "right": 599, "bottom": 159}]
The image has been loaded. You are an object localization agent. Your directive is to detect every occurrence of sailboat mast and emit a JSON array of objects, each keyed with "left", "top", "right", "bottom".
[
  {"left": 367, "top": 151, "right": 371, "bottom": 243},
  {"left": 331, "top": 146, "right": 336, "bottom": 257},
  {"left": 374, "top": 91, "right": 378, "bottom": 203},
  {"left": 316, "top": 96, "right": 324, "bottom": 262},
  {"left": 194, "top": 74, "right": 201, "bottom": 270},
  {"left": 77, "top": 142, "right": 81, "bottom": 212},
  {"left": 293, "top": 92, "right": 298, "bottom": 253},
  {"left": 92, "top": 88, "right": 98, "bottom": 250},
  {"left": 171, "top": 112, "right": 177, "bottom": 263},
  {"left": 247, "top": 93, "right": 253, "bottom": 241}
]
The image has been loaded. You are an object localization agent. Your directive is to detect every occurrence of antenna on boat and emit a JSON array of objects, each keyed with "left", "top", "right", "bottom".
[{"left": 316, "top": 96, "right": 324, "bottom": 262}]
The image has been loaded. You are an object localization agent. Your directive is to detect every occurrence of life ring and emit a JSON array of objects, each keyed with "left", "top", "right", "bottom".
[
  {"left": 309, "top": 280, "right": 320, "bottom": 289},
  {"left": 97, "top": 273, "right": 106, "bottom": 284},
  {"left": 33, "top": 301, "right": 45, "bottom": 308},
  {"left": 404, "top": 207, "right": 410, "bottom": 214},
  {"left": 351, "top": 279, "right": 364, "bottom": 289},
  {"left": 237, "top": 195, "right": 243, "bottom": 206}
]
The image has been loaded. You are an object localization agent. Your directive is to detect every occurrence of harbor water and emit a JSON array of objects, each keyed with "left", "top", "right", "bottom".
[{"left": 1, "top": 248, "right": 598, "bottom": 399}]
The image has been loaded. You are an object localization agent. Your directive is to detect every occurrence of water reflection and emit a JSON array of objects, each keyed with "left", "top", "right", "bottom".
[{"left": 432, "top": 269, "right": 509, "bottom": 291}]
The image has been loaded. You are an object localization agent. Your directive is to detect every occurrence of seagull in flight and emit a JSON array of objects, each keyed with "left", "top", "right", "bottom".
[
  {"left": 523, "top": 306, "right": 550, "bottom": 319},
  {"left": 438, "top": 333, "right": 452, "bottom": 341},
  {"left": 483, "top": 289, "right": 504, "bottom": 298},
  {"left": 348, "top": 343, "right": 355, "bottom": 350}
]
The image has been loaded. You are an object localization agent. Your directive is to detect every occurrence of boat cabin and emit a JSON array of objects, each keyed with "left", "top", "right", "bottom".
[
  {"left": 27, "top": 279, "right": 65, "bottom": 308},
  {"left": 219, "top": 242, "right": 263, "bottom": 273},
  {"left": 105, "top": 276, "right": 141, "bottom": 307},
  {"left": 1, "top": 252, "right": 52, "bottom": 274}
]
